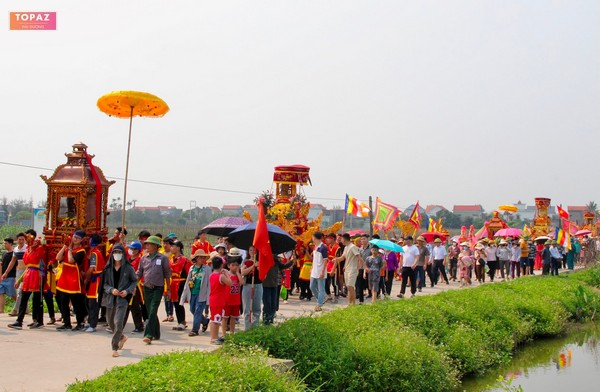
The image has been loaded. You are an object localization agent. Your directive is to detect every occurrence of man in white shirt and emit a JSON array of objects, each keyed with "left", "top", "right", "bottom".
[
  {"left": 398, "top": 236, "right": 419, "bottom": 298},
  {"left": 430, "top": 238, "right": 449, "bottom": 285},
  {"left": 310, "top": 232, "right": 329, "bottom": 311},
  {"left": 332, "top": 233, "right": 364, "bottom": 306}
]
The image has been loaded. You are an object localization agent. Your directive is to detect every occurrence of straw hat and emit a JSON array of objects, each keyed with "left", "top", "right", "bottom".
[
  {"left": 191, "top": 249, "right": 209, "bottom": 260},
  {"left": 434, "top": 238, "right": 442, "bottom": 244},
  {"left": 416, "top": 236, "right": 426, "bottom": 242},
  {"left": 499, "top": 240, "right": 508, "bottom": 245},
  {"left": 460, "top": 242, "right": 470, "bottom": 246},
  {"left": 228, "top": 247, "right": 242, "bottom": 258}
]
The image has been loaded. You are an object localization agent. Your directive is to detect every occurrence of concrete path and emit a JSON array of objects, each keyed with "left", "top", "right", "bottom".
[{"left": 0, "top": 269, "right": 579, "bottom": 391}]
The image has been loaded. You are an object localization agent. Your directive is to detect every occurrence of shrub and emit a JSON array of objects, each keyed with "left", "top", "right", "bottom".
[
  {"left": 67, "top": 349, "right": 306, "bottom": 392},
  {"left": 228, "top": 275, "right": 600, "bottom": 390}
]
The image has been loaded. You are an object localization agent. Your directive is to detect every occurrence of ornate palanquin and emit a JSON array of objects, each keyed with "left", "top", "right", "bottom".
[
  {"left": 40, "top": 143, "right": 114, "bottom": 258},
  {"left": 531, "top": 197, "right": 552, "bottom": 238}
]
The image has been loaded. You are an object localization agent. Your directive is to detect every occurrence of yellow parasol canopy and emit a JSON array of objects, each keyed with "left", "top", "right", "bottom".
[
  {"left": 97, "top": 90, "right": 169, "bottom": 229},
  {"left": 498, "top": 205, "right": 518, "bottom": 213},
  {"left": 97, "top": 90, "right": 169, "bottom": 118}
]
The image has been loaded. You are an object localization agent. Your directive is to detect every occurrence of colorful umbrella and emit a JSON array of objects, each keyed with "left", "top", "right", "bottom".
[
  {"left": 346, "top": 229, "right": 367, "bottom": 238},
  {"left": 227, "top": 222, "right": 297, "bottom": 254},
  {"left": 419, "top": 231, "right": 449, "bottom": 243},
  {"left": 201, "top": 217, "right": 250, "bottom": 237},
  {"left": 575, "top": 229, "right": 592, "bottom": 237},
  {"left": 97, "top": 91, "right": 169, "bottom": 228},
  {"left": 494, "top": 228, "right": 522, "bottom": 237},
  {"left": 369, "top": 239, "right": 404, "bottom": 253}
]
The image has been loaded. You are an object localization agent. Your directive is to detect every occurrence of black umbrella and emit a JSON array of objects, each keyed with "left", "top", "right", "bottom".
[
  {"left": 201, "top": 217, "right": 250, "bottom": 237},
  {"left": 227, "top": 222, "right": 297, "bottom": 254}
]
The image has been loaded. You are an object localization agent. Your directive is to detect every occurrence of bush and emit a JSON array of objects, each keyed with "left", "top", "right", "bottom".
[
  {"left": 67, "top": 349, "right": 306, "bottom": 392},
  {"left": 227, "top": 275, "right": 600, "bottom": 391}
]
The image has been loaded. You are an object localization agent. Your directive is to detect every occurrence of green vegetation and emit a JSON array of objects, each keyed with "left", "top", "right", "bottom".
[
  {"left": 227, "top": 275, "right": 599, "bottom": 391},
  {"left": 66, "top": 269, "right": 600, "bottom": 392},
  {"left": 67, "top": 349, "right": 306, "bottom": 392}
]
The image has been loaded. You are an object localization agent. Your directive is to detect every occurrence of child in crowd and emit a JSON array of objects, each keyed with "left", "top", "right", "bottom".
[
  {"left": 223, "top": 254, "right": 244, "bottom": 335},
  {"left": 209, "top": 256, "right": 232, "bottom": 345},
  {"left": 458, "top": 245, "right": 473, "bottom": 288},
  {"left": 364, "top": 245, "right": 384, "bottom": 303}
]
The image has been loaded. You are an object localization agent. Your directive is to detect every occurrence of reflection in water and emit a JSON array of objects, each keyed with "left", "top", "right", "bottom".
[{"left": 459, "top": 323, "right": 600, "bottom": 391}]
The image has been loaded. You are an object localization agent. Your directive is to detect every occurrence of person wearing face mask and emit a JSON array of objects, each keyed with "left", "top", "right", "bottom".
[
  {"left": 124, "top": 241, "right": 147, "bottom": 333},
  {"left": 102, "top": 243, "right": 138, "bottom": 357}
]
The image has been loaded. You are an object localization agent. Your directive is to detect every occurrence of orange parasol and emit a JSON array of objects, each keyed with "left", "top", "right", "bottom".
[
  {"left": 97, "top": 91, "right": 169, "bottom": 228},
  {"left": 498, "top": 205, "right": 518, "bottom": 213}
]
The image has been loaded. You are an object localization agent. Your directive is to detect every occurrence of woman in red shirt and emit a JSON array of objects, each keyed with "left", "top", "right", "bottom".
[{"left": 169, "top": 241, "right": 191, "bottom": 331}]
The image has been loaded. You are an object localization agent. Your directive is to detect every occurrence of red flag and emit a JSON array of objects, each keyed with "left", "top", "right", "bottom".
[
  {"left": 253, "top": 202, "right": 274, "bottom": 281},
  {"left": 408, "top": 201, "right": 422, "bottom": 229},
  {"left": 83, "top": 150, "right": 102, "bottom": 226},
  {"left": 556, "top": 205, "right": 569, "bottom": 220}
]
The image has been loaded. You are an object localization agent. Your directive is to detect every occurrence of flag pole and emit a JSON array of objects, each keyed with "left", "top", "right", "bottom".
[{"left": 368, "top": 196, "right": 374, "bottom": 237}]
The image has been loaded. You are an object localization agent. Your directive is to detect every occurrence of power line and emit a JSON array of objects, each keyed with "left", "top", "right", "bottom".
[{"left": 0, "top": 161, "right": 344, "bottom": 202}]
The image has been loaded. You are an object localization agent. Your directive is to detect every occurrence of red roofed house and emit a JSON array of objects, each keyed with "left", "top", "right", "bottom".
[{"left": 453, "top": 205, "right": 484, "bottom": 219}]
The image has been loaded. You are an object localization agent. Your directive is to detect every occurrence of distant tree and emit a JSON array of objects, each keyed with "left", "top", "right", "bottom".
[
  {"left": 586, "top": 201, "right": 597, "bottom": 214},
  {"left": 15, "top": 210, "right": 32, "bottom": 221}
]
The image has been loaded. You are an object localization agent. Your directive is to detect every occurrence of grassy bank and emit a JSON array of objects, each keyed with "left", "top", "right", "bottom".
[
  {"left": 67, "top": 348, "right": 307, "bottom": 392},
  {"left": 68, "top": 272, "right": 600, "bottom": 392},
  {"left": 227, "top": 274, "right": 599, "bottom": 391}
]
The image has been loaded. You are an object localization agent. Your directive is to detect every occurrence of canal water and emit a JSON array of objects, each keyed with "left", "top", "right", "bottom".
[{"left": 459, "top": 323, "right": 600, "bottom": 391}]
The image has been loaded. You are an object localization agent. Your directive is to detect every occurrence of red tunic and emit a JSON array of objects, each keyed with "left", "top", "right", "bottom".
[
  {"left": 226, "top": 274, "right": 241, "bottom": 306},
  {"left": 130, "top": 254, "right": 145, "bottom": 303},
  {"left": 191, "top": 240, "right": 214, "bottom": 255},
  {"left": 86, "top": 248, "right": 106, "bottom": 299},
  {"left": 57, "top": 247, "right": 86, "bottom": 294},
  {"left": 209, "top": 272, "right": 228, "bottom": 308},
  {"left": 326, "top": 243, "right": 339, "bottom": 273},
  {"left": 169, "top": 255, "right": 191, "bottom": 302},
  {"left": 21, "top": 245, "right": 48, "bottom": 293}
]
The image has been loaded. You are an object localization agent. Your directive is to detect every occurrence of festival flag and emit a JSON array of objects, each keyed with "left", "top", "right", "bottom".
[
  {"left": 373, "top": 197, "right": 400, "bottom": 231},
  {"left": 253, "top": 201, "right": 274, "bottom": 281},
  {"left": 473, "top": 225, "right": 488, "bottom": 241},
  {"left": 428, "top": 217, "right": 435, "bottom": 232},
  {"left": 345, "top": 194, "right": 370, "bottom": 218},
  {"left": 83, "top": 150, "right": 103, "bottom": 226},
  {"left": 556, "top": 205, "right": 569, "bottom": 220},
  {"left": 408, "top": 201, "right": 422, "bottom": 230}
]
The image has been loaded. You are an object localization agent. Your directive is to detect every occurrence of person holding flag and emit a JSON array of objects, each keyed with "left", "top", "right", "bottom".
[{"left": 253, "top": 201, "right": 293, "bottom": 325}]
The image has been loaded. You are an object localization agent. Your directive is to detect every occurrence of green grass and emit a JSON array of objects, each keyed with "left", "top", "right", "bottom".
[
  {"left": 67, "top": 348, "right": 307, "bottom": 392},
  {"left": 65, "top": 270, "right": 600, "bottom": 392}
]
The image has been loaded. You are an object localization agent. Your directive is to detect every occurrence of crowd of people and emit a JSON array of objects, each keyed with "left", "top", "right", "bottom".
[{"left": 0, "top": 227, "right": 593, "bottom": 357}]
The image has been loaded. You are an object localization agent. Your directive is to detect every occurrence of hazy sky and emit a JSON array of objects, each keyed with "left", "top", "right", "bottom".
[{"left": 1, "top": 1, "right": 599, "bottom": 212}]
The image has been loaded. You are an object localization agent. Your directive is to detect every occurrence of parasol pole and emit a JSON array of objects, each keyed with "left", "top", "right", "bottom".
[
  {"left": 249, "top": 254, "right": 256, "bottom": 324},
  {"left": 122, "top": 106, "right": 134, "bottom": 229}
]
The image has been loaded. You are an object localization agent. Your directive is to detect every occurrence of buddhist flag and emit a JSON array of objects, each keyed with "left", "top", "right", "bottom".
[
  {"left": 408, "top": 201, "right": 422, "bottom": 230},
  {"left": 556, "top": 205, "right": 569, "bottom": 220},
  {"left": 253, "top": 201, "right": 274, "bottom": 281},
  {"left": 428, "top": 217, "right": 435, "bottom": 232},
  {"left": 345, "top": 194, "right": 370, "bottom": 218},
  {"left": 373, "top": 197, "right": 400, "bottom": 230}
]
